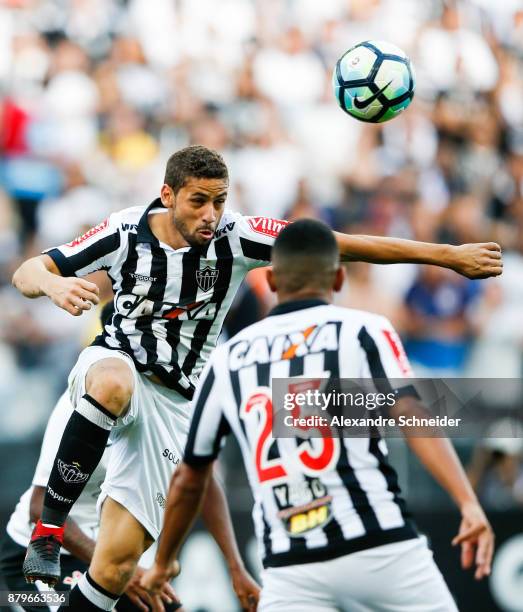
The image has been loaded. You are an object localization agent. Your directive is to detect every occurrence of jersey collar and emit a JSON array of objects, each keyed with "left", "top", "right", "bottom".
[
  {"left": 268, "top": 298, "right": 328, "bottom": 317},
  {"left": 136, "top": 198, "right": 165, "bottom": 244}
]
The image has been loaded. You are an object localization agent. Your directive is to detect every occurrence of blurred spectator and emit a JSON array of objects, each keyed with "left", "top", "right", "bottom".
[
  {"left": 36, "top": 163, "right": 109, "bottom": 246},
  {"left": 336, "top": 261, "right": 403, "bottom": 326},
  {"left": 467, "top": 419, "right": 523, "bottom": 511},
  {"left": 466, "top": 234, "right": 523, "bottom": 378},
  {"left": 0, "top": 190, "right": 19, "bottom": 272},
  {"left": 416, "top": 3, "right": 498, "bottom": 96},
  {"left": 401, "top": 266, "right": 482, "bottom": 375},
  {"left": 253, "top": 27, "right": 326, "bottom": 107}
]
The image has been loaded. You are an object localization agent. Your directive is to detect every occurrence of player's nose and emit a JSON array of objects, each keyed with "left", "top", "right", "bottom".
[{"left": 200, "top": 202, "right": 217, "bottom": 225}]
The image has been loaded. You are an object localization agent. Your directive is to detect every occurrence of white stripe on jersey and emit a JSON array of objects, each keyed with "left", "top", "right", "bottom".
[
  {"left": 346, "top": 437, "right": 406, "bottom": 531},
  {"left": 323, "top": 467, "right": 367, "bottom": 541},
  {"left": 44, "top": 200, "right": 285, "bottom": 399},
  {"left": 185, "top": 300, "right": 419, "bottom": 568}
]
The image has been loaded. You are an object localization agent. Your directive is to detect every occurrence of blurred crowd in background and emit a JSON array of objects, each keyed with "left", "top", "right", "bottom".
[{"left": 0, "top": 0, "right": 522, "bottom": 516}]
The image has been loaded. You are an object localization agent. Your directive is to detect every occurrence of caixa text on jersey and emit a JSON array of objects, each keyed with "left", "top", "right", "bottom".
[{"left": 115, "top": 293, "right": 217, "bottom": 321}]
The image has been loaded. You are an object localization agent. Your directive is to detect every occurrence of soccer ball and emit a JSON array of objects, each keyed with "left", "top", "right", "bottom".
[{"left": 332, "top": 40, "right": 415, "bottom": 123}]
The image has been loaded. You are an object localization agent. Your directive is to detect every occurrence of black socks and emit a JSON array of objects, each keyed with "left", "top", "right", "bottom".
[{"left": 41, "top": 394, "right": 116, "bottom": 526}]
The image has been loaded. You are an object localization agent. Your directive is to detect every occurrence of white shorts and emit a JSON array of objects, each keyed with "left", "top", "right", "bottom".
[
  {"left": 259, "top": 537, "right": 458, "bottom": 612},
  {"left": 68, "top": 346, "right": 192, "bottom": 540}
]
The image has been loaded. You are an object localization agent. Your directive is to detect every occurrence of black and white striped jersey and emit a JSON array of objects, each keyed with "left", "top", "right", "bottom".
[
  {"left": 44, "top": 199, "right": 289, "bottom": 399},
  {"left": 184, "top": 299, "right": 419, "bottom": 568}
]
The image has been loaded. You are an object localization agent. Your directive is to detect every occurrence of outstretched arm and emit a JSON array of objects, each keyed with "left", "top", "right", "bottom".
[
  {"left": 334, "top": 232, "right": 502, "bottom": 279},
  {"left": 391, "top": 397, "right": 495, "bottom": 580}
]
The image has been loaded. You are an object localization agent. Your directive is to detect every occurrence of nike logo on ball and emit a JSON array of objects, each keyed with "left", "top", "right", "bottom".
[{"left": 353, "top": 81, "right": 392, "bottom": 109}]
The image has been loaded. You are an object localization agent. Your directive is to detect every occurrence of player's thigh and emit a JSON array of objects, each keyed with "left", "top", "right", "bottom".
[
  {"left": 90, "top": 497, "right": 152, "bottom": 581},
  {"left": 98, "top": 379, "right": 191, "bottom": 541},
  {"left": 335, "top": 537, "right": 458, "bottom": 612},
  {"left": 259, "top": 565, "right": 337, "bottom": 612}
]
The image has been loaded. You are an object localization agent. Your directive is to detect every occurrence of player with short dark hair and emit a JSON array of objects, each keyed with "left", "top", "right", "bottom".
[
  {"left": 141, "top": 219, "right": 494, "bottom": 611},
  {"left": 163, "top": 145, "right": 229, "bottom": 196},
  {"left": 12, "top": 146, "right": 500, "bottom": 611},
  {"left": 269, "top": 217, "right": 340, "bottom": 294}
]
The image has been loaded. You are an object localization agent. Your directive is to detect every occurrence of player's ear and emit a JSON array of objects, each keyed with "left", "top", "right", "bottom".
[
  {"left": 266, "top": 268, "right": 277, "bottom": 293},
  {"left": 333, "top": 266, "right": 345, "bottom": 292},
  {"left": 160, "top": 184, "right": 175, "bottom": 209}
]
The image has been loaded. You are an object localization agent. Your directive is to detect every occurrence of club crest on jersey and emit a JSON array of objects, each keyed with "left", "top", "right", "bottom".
[
  {"left": 196, "top": 266, "right": 219, "bottom": 292},
  {"left": 248, "top": 216, "right": 289, "bottom": 238},
  {"left": 57, "top": 459, "right": 89, "bottom": 484}
]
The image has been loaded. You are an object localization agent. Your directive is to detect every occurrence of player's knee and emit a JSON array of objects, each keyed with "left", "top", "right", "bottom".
[
  {"left": 95, "top": 558, "right": 137, "bottom": 593},
  {"left": 86, "top": 365, "right": 134, "bottom": 417}
]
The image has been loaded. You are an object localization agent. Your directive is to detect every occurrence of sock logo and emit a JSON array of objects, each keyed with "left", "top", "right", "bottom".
[
  {"left": 47, "top": 486, "right": 73, "bottom": 504},
  {"left": 57, "top": 460, "right": 90, "bottom": 484}
]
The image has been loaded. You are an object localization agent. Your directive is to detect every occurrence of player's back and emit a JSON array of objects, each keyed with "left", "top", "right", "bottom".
[{"left": 201, "top": 299, "right": 418, "bottom": 568}]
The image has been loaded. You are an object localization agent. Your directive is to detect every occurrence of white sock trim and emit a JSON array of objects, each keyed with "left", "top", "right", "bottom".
[
  {"left": 77, "top": 573, "right": 118, "bottom": 611},
  {"left": 75, "top": 396, "right": 115, "bottom": 431}
]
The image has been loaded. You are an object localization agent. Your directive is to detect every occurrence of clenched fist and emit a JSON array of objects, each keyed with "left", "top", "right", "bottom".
[
  {"left": 451, "top": 243, "right": 503, "bottom": 279},
  {"left": 42, "top": 275, "right": 100, "bottom": 316}
]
